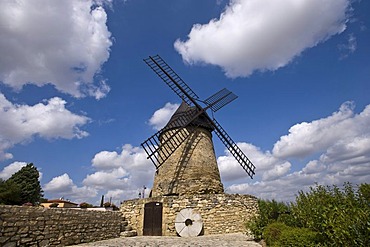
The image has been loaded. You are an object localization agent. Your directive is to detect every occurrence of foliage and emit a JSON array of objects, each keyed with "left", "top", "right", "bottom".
[
  {"left": 263, "top": 222, "right": 288, "bottom": 245},
  {"left": 247, "top": 183, "right": 370, "bottom": 247},
  {"left": 290, "top": 182, "right": 370, "bottom": 246},
  {"left": 103, "top": 202, "right": 119, "bottom": 210},
  {"left": 0, "top": 163, "right": 43, "bottom": 205},
  {"left": 263, "top": 222, "right": 318, "bottom": 247},
  {"left": 49, "top": 203, "right": 59, "bottom": 208},
  {"left": 247, "top": 199, "right": 291, "bottom": 240},
  {"left": 0, "top": 179, "right": 22, "bottom": 205},
  {"left": 79, "top": 202, "right": 93, "bottom": 208}
]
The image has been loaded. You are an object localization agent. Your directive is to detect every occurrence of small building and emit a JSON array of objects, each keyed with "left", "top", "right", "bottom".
[{"left": 41, "top": 199, "right": 78, "bottom": 208}]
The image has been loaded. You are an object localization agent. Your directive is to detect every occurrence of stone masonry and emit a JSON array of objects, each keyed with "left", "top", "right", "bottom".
[
  {"left": 124, "top": 103, "right": 259, "bottom": 237},
  {"left": 0, "top": 205, "right": 125, "bottom": 246},
  {"left": 120, "top": 193, "right": 259, "bottom": 236},
  {"left": 151, "top": 127, "right": 224, "bottom": 197}
]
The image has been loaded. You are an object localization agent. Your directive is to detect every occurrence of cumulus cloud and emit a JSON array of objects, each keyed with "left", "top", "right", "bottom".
[
  {"left": 148, "top": 103, "right": 179, "bottom": 130},
  {"left": 43, "top": 144, "right": 153, "bottom": 203},
  {"left": 84, "top": 144, "right": 154, "bottom": 200},
  {"left": 221, "top": 102, "right": 370, "bottom": 201},
  {"left": 43, "top": 173, "right": 97, "bottom": 201},
  {"left": 0, "top": 0, "right": 112, "bottom": 98},
  {"left": 0, "top": 93, "right": 90, "bottom": 160},
  {"left": 218, "top": 142, "right": 291, "bottom": 182},
  {"left": 175, "top": 0, "right": 350, "bottom": 77},
  {"left": 272, "top": 102, "right": 370, "bottom": 159},
  {"left": 0, "top": 161, "right": 27, "bottom": 180}
]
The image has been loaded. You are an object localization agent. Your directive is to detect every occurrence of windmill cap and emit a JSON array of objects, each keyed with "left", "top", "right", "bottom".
[{"left": 162, "top": 101, "right": 214, "bottom": 132}]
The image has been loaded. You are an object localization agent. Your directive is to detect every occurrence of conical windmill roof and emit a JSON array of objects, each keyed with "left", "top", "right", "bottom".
[{"left": 163, "top": 101, "right": 214, "bottom": 132}]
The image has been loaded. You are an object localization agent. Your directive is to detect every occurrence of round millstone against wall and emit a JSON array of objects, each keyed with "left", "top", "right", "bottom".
[{"left": 151, "top": 127, "right": 224, "bottom": 197}]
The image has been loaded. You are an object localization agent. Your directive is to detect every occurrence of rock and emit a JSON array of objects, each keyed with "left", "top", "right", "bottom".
[{"left": 120, "top": 230, "right": 137, "bottom": 237}]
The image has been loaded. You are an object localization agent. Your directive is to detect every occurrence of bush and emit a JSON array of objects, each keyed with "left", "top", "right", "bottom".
[
  {"left": 290, "top": 183, "right": 370, "bottom": 246},
  {"left": 263, "top": 222, "right": 288, "bottom": 246},
  {"left": 103, "top": 202, "right": 119, "bottom": 210},
  {"left": 263, "top": 222, "right": 318, "bottom": 247},
  {"left": 278, "top": 226, "right": 317, "bottom": 247},
  {"left": 248, "top": 183, "right": 370, "bottom": 246},
  {"left": 79, "top": 202, "right": 93, "bottom": 208},
  {"left": 247, "top": 199, "right": 292, "bottom": 240}
]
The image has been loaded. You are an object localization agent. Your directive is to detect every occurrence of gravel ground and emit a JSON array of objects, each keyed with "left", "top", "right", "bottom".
[{"left": 69, "top": 233, "right": 262, "bottom": 247}]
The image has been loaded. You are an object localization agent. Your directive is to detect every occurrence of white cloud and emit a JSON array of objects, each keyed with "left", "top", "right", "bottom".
[
  {"left": 338, "top": 33, "right": 357, "bottom": 59},
  {"left": 43, "top": 173, "right": 97, "bottom": 201},
  {"left": 148, "top": 103, "right": 179, "bottom": 130},
  {"left": 218, "top": 142, "right": 291, "bottom": 182},
  {"left": 83, "top": 144, "right": 154, "bottom": 200},
  {"left": 272, "top": 102, "right": 370, "bottom": 159},
  {"left": 0, "top": 0, "right": 112, "bottom": 98},
  {"left": 44, "top": 144, "right": 153, "bottom": 203},
  {"left": 222, "top": 102, "right": 370, "bottom": 201},
  {"left": 175, "top": 0, "right": 350, "bottom": 77},
  {"left": 83, "top": 168, "right": 129, "bottom": 190},
  {"left": 0, "top": 161, "right": 27, "bottom": 180},
  {"left": 0, "top": 93, "right": 90, "bottom": 160}
]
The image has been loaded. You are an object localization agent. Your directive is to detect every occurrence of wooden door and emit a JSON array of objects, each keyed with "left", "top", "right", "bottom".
[{"left": 143, "top": 202, "right": 163, "bottom": 236}]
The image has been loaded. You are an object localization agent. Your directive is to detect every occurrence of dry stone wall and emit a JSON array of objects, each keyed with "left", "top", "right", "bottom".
[
  {"left": 121, "top": 193, "right": 258, "bottom": 236},
  {"left": 0, "top": 205, "right": 124, "bottom": 246}
]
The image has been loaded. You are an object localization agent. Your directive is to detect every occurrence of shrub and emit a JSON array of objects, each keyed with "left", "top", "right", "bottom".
[
  {"left": 263, "top": 222, "right": 318, "bottom": 247},
  {"left": 248, "top": 183, "right": 370, "bottom": 246},
  {"left": 290, "top": 183, "right": 370, "bottom": 246},
  {"left": 79, "top": 202, "right": 93, "bottom": 208},
  {"left": 247, "top": 199, "right": 292, "bottom": 240},
  {"left": 103, "top": 202, "right": 119, "bottom": 210},
  {"left": 263, "top": 222, "right": 288, "bottom": 246},
  {"left": 277, "top": 226, "right": 318, "bottom": 247}
]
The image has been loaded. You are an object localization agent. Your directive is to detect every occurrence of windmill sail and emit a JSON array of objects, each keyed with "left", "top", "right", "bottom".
[
  {"left": 144, "top": 55, "right": 199, "bottom": 107},
  {"left": 204, "top": 88, "right": 238, "bottom": 112},
  {"left": 212, "top": 118, "right": 255, "bottom": 178},
  {"left": 142, "top": 55, "right": 256, "bottom": 179},
  {"left": 141, "top": 104, "right": 213, "bottom": 169}
]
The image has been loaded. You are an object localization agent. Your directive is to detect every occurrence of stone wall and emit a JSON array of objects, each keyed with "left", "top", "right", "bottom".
[
  {"left": 121, "top": 193, "right": 258, "bottom": 236},
  {"left": 152, "top": 127, "right": 224, "bottom": 197},
  {"left": 0, "top": 205, "right": 123, "bottom": 246}
]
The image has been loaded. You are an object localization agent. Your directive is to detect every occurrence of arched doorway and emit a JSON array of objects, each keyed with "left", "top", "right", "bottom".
[{"left": 143, "top": 202, "right": 163, "bottom": 236}]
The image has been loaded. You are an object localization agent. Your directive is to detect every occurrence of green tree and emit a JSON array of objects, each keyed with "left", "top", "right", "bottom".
[
  {"left": 5, "top": 163, "right": 43, "bottom": 205},
  {"left": 0, "top": 179, "right": 22, "bottom": 205}
]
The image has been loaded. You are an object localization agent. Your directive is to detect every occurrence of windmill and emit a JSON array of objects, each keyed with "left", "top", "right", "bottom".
[{"left": 141, "top": 55, "right": 255, "bottom": 197}]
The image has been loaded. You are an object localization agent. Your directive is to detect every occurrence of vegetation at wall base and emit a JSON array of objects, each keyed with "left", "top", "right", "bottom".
[{"left": 247, "top": 182, "right": 370, "bottom": 247}]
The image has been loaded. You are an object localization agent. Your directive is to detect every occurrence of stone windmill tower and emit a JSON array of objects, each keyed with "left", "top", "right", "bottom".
[
  {"left": 121, "top": 55, "right": 258, "bottom": 237},
  {"left": 150, "top": 101, "right": 224, "bottom": 197},
  {"left": 141, "top": 55, "right": 255, "bottom": 196}
]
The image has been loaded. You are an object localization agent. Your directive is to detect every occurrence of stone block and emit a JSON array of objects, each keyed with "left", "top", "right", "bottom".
[{"left": 120, "top": 230, "right": 137, "bottom": 237}]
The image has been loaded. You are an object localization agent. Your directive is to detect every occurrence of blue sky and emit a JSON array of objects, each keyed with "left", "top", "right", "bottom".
[{"left": 0, "top": 0, "right": 369, "bottom": 204}]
